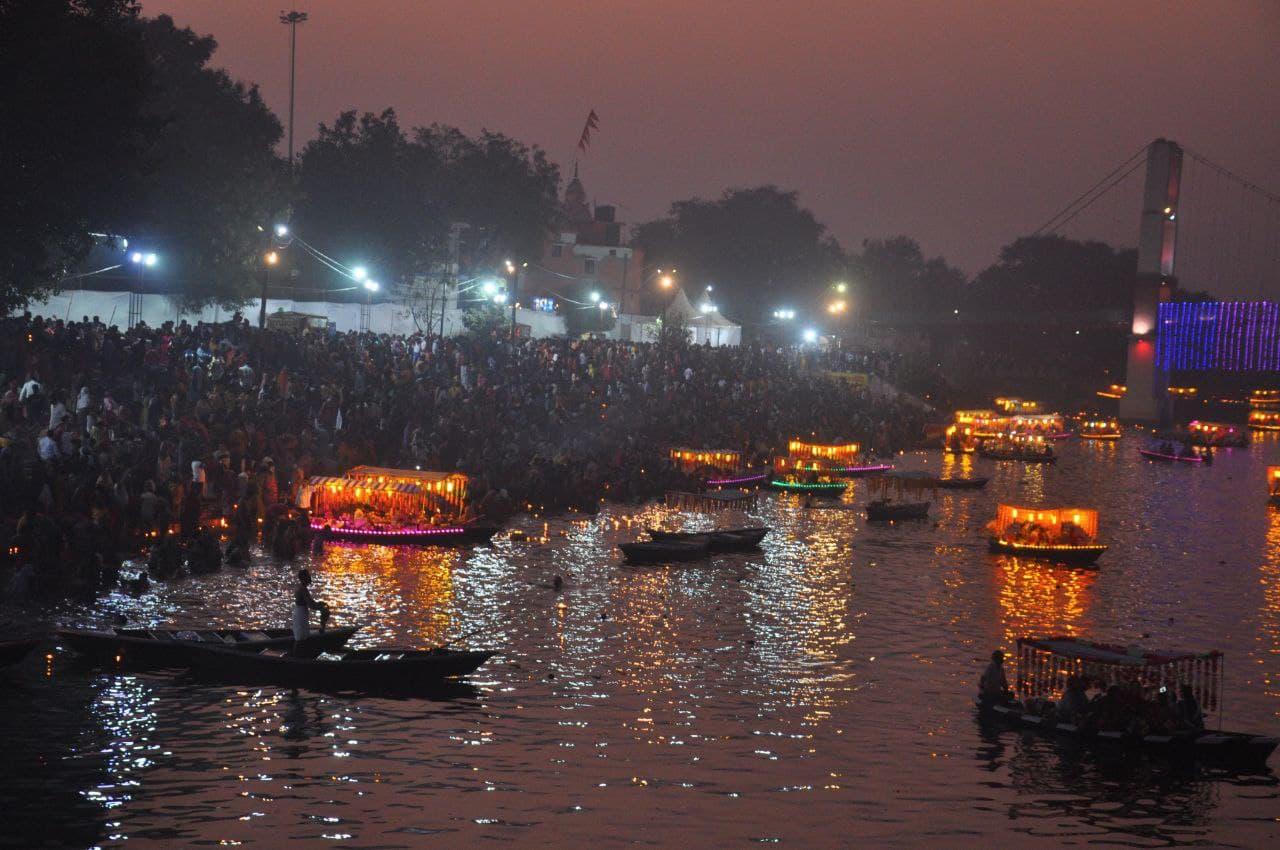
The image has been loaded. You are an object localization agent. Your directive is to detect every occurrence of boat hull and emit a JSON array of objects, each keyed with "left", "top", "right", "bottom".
[
  {"left": 704, "top": 472, "right": 769, "bottom": 489},
  {"left": 646, "top": 527, "right": 769, "bottom": 552},
  {"left": 186, "top": 646, "right": 494, "bottom": 692},
  {"left": 57, "top": 627, "right": 358, "bottom": 667},
  {"left": 1137, "top": 448, "right": 1204, "bottom": 464},
  {"left": 314, "top": 524, "right": 499, "bottom": 546},
  {"left": 866, "top": 500, "right": 931, "bottom": 521},
  {"left": 936, "top": 477, "right": 990, "bottom": 490},
  {"left": 619, "top": 541, "right": 710, "bottom": 565},
  {"left": 988, "top": 538, "right": 1106, "bottom": 565},
  {"left": 976, "top": 698, "right": 1277, "bottom": 770},
  {"left": 769, "top": 480, "right": 849, "bottom": 496}
]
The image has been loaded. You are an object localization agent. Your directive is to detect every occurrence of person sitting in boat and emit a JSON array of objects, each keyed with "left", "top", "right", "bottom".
[
  {"left": 1177, "top": 684, "right": 1204, "bottom": 730},
  {"left": 292, "top": 568, "right": 330, "bottom": 646},
  {"left": 1056, "top": 675, "right": 1089, "bottom": 724},
  {"left": 979, "top": 650, "right": 1014, "bottom": 704},
  {"left": 1159, "top": 441, "right": 1175, "bottom": 456}
]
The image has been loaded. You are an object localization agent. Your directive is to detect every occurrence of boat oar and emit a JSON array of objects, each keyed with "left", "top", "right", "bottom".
[{"left": 437, "top": 626, "right": 484, "bottom": 650}]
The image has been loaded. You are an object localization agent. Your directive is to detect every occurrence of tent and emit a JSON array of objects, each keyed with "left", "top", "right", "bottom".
[{"left": 664, "top": 287, "right": 741, "bottom": 347}]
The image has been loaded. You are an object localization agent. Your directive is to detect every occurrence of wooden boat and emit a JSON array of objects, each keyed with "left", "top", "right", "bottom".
[
  {"left": 987, "top": 537, "right": 1107, "bottom": 565},
  {"left": 0, "top": 637, "right": 42, "bottom": 667},
  {"left": 311, "top": 522, "right": 500, "bottom": 546},
  {"left": 1137, "top": 447, "right": 1204, "bottom": 464},
  {"left": 1269, "top": 467, "right": 1280, "bottom": 505},
  {"left": 978, "top": 444, "right": 1057, "bottom": 463},
  {"left": 57, "top": 626, "right": 359, "bottom": 667},
  {"left": 646, "top": 526, "right": 769, "bottom": 552},
  {"left": 619, "top": 540, "right": 710, "bottom": 565},
  {"left": 976, "top": 698, "right": 1277, "bottom": 769},
  {"left": 936, "top": 476, "right": 990, "bottom": 490},
  {"left": 1078, "top": 418, "right": 1122, "bottom": 440},
  {"left": 865, "top": 500, "right": 930, "bottom": 521},
  {"left": 831, "top": 463, "right": 895, "bottom": 477},
  {"left": 978, "top": 637, "right": 1278, "bottom": 771},
  {"left": 769, "top": 478, "right": 849, "bottom": 496},
  {"left": 185, "top": 644, "right": 494, "bottom": 692}
]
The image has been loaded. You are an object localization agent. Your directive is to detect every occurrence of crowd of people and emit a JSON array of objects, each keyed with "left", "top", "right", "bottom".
[{"left": 0, "top": 312, "right": 928, "bottom": 599}]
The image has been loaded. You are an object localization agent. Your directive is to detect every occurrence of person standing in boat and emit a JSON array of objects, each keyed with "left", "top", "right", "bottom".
[
  {"left": 979, "top": 649, "right": 1014, "bottom": 703},
  {"left": 292, "top": 568, "right": 330, "bottom": 646}
]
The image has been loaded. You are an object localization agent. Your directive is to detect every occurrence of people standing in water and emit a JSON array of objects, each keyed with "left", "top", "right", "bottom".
[{"left": 292, "top": 568, "right": 330, "bottom": 647}]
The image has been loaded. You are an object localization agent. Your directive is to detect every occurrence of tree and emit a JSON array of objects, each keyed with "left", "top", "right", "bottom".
[
  {"left": 126, "top": 14, "right": 286, "bottom": 309},
  {"left": 850, "top": 236, "right": 965, "bottom": 323},
  {"left": 965, "top": 235, "right": 1136, "bottom": 321},
  {"left": 0, "top": 0, "right": 150, "bottom": 311},
  {"left": 633, "top": 186, "right": 844, "bottom": 326}
]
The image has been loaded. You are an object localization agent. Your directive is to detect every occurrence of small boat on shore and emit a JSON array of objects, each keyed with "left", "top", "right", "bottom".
[
  {"left": 619, "top": 540, "right": 710, "bottom": 565},
  {"left": 185, "top": 645, "right": 495, "bottom": 692},
  {"left": 646, "top": 526, "right": 769, "bottom": 552},
  {"left": 936, "top": 476, "right": 990, "bottom": 490},
  {"left": 866, "top": 500, "right": 930, "bottom": 521},
  {"left": 57, "top": 626, "right": 358, "bottom": 667},
  {"left": 0, "top": 637, "right": 42, "bottom": 667}
]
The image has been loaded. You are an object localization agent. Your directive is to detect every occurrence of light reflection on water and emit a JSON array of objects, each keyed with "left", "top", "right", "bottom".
[{"left": 2, "top": 439, "right": 1279, "bottom": 846}]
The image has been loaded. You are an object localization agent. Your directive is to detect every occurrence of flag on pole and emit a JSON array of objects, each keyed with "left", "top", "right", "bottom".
[{"left": 577, "top": 109, "right": 600, "bottom": 153}]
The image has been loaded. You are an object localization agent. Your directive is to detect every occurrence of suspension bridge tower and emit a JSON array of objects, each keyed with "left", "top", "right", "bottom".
[{"left": 1120, "top": 139, "right": 1183, "bottom": 422}]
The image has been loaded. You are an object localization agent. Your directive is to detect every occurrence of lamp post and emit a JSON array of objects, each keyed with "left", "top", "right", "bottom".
[
  {"left": 505, "top": 259, "right": 525, "bottom": 341},
  {"left": 259, "top": 250, "right": 279, "bottom": 328},
  {"left": 360, "top": 279, "right": 379, "bottom": 334},
  {"left": 279, "top": 10, "right": 308, "bottom": 168}
]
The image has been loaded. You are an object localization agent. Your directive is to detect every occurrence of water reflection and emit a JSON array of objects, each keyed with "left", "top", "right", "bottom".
[
  {"left": 991, "top": 556, "right": 1097, "bottom": 650},
  {"left": 1261, "top": 508, "right": 1280, "bottom": 710}
]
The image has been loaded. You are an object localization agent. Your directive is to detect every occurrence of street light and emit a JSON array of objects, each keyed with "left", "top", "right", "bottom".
[
  {"left": 589, "top": 290, "right": 601, "bottom": 303},
  {"left": 802, "top": 328, "right": 818, "bottom": 344},
  {"left": 352, "top": 266, "right": 368, "bottom": 282},
  {"left": 127, "top": 250, "right": 158, "bottom": 328},
  {"left": 363, "top": 279, "right": 380, "bottom": 293},
  {"left": 773, "top": 309, "right": 795, "bottom": 320},
  {"left": 275, "top": 224, "right": 289, "bottom": 238},
  {"left": 259, "top": 250, "right": 280, "bottom": 328}
]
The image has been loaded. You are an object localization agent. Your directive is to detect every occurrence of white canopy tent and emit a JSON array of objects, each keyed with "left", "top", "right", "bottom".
[{"left": 664, "top": 287, "right": 741, "bottom": 347}]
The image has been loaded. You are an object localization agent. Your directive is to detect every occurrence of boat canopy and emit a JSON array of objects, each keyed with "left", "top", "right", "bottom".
[
  {"left": 668, "top": 447, "right": 742, "bottom": 471},
  {"left": 299, "top": 467, "right": 469, "bottom": 517},
  {"left": 787, "top": 439, "right": 860, "bottom": 460},
  {"left": 994, "top": 504, "right": 1097, "bottom": 540},
  {"left": 995, "top": 397, "right": 1041, "bottom": 414},
  {"left": 1249, "top": 410, "right": 1280, "bottom": 429},
  {"left": 1188, "top": 420, "right": 1242, "bottom": 437},
  {"left": 1249, "top": 389, "right": 1280, "bottom": 407},
  {"left": 1269, "top": 466, "right": 1280, "bottom": 496},
  {"left": 1016, "top": 636, "right": 1222, "bottom": 712}
]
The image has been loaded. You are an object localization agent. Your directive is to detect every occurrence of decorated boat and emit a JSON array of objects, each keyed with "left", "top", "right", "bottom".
[
  {"left": 986, "top": 504, "right": 1106, "bottom": 565},
  {"left": 669, "top": 447, "right": 743, "bottom": 474},
  {"left": 300, "top": 466, "right": 497, "bottom": 546},
  {"left": 994, "top": 397, "right": 1042, "bottom": 415},
  {"left": 946, "top": 410, "right": 1006, "bottom": 453},
  {"left": 57, "top": 626, "right": 359, "bottom": 667},
  {"left": 1248, "top": 410, "right": 1280, "bottom": 431},
  {"left": 771, "top": 439, "right": 861, "bottom": 493},
  {"left": 1009, "top": 412, "right": 1070, "bottom": 440},
  {"left": 704, "top": 471, "right": 770, "bottom": 489},
  {"left": 0, "top": 637, "right": 42, "bottom": 667},
  {"left": 1078, "top": 417, "right": 1122, "bottom": 440},
  {"left": 1269, "top": 467, "right": 1280, "bottom": 506},
  {"left": 865, "top": 500, "right": 930, "bottom": 521},
  {"left": 619, "top": 540, "right": 711, "bottom": 565},
  {"left": 978, "top": 434, "right": 1056, "bottom": 463},
  {"left": 1137, "top": 446, "right": 1206, "bottom": 464},
  {"left": 645, "top": 526, "right": 769, "bottom": 552},
  {"left": 1183, "top": 420, "right": 1248, "bottom": 448},
  {"left": 768, "top": 476, "right": 849, "bottom": 496},
  {"left": 978, "top": 637, "right": 1276, "bottom": 770},
  {"left": 185, "top": 644, "right": 494, "bottom": 692}
]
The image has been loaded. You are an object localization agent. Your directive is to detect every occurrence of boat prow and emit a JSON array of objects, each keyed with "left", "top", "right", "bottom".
[{"left": 988, "top": 538, "right": 1107, "bottom": 565}]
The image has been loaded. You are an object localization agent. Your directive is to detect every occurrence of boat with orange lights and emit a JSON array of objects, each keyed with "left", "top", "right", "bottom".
[
  {"left": 770, "top": 439, "right": 860, "bottom": 494},
  {"left": 1268, "top": 467, "right": 1280, "bottom": 506},
  {"left": 300, "top": 466, "right": 499, "bottom": 546},
  {"left": 1248, "top": 410, "right": 1280, "bottom": 431},
  {"left": 1183, "top": 420, "right": 1247, "bottom": 448},
  {"left": 977, "top": 435, "right": 1056, "bottom": 463},
  {"left": 1078, "top": 417, "right": 1122, "bottom": 440},
  {"left": 986, "top": 504, "right": 1106, "bottom": 565},
  {"left": 978, "top": 637, "right": 1277, "bottom": 770}
]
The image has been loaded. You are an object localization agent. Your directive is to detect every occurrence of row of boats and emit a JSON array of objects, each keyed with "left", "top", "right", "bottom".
[{"left": 2, "top": 626, "right": 493, "bottom": 694}]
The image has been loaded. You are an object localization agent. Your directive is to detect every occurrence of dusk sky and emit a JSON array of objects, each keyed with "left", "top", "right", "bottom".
[{"left": 145, "top": 0, "right": 1279, "bottom": 276}]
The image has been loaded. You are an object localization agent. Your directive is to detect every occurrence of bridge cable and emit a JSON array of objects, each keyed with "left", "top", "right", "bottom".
[{"left": 1031, "top": 142, "right": 1149, "bottom": 236}]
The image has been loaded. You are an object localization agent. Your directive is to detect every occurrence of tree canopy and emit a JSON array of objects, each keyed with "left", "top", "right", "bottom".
[
  {"left": 850, "top": 236, "right": 965, "bottom": 324},
  {"left": 632, "top": 186, "right": 844, "bottom": 326},
  {"left": 964, "top": 235, "right": 1136, "bottom": 322}
]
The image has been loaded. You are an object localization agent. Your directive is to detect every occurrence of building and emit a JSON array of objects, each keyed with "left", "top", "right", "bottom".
[{"left": 521, "top": 167, "right": 646, "bottom": 321}]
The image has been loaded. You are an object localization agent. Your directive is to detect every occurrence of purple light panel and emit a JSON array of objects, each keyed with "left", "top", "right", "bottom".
[{"left": 1157, "top": 301, "right": 1280, "bottom": 371}]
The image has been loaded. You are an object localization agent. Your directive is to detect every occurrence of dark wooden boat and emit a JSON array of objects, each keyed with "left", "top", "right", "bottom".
[
  {"left": 185, "top": 645, "right": 494, "bottom": 692},
  {"left": 936, "top": 476, "right": 990, "bottom": 490},
  {"left": 769, "top": 479, "right": 849, "bottom": 496},
  {"left": 976, "top": 698, "right": 1277, "bottom": 770},
  {"left": 866, "top": 500, "right": 930, "bottom": 521},
  {"left": 0, "top": 637, "right": 42, "bottom": 667},
  {"left": 619, "top": 540, "right": 710, "bottom": 565},
  {"left": 646, "top": 526, "right": 769, "bottom": 552},
  {"left": 57, "top": 626, "right": 358, "bottom": 667},
  {"left": 988, "top": 537, "right": 1107, "bottom": 565},
  {"left": 311, "top": 522, "right": 500, "bottom": 546},
  {"left": 1137, "top": 448, "right": 1204, "bottom": 464}
]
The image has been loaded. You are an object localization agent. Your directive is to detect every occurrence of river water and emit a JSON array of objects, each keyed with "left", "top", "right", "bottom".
[{"left": 2, "top": 436, "right": 1279, "bottom": 848}]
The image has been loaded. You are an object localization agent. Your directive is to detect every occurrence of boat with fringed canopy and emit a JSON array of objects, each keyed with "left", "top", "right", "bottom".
[
  {"left": 1184, "top": 420, "right": 1248, "bottom": 447},
  {"left": 1269, "top": 467, "right": 1280, "bottom": 506},
  {"left": 978, "top": 433, "right": 1057, "bottom": 463},
  {"left": 769, "top": 440, "right": 857, "bottom": 494},
  {"left": 1248, "top": 410, "right": 1280, "bottom": 431},
  {"left": 669, "top": 447, "right": 742, "bottom": 473},
  {"left": 978, "top": 637, "right": 1276, "bottom": 770},
  {"left": 298, "top": 467, "right": 498, "bottom": 545},
  {"left": 1078, "top": 417, "right": 1122, "bottom": 440},
  {"left": 1010, "top": 412, "right": 1070, "bottom": 440},
  {"left": 946, "top": 409, "right": 1006, "bottom": 452},
  {"left": 986, "top": 503, "right": 1106, "bottom": 565}
]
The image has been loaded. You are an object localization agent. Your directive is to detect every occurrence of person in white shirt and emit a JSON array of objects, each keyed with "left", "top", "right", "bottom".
[
  {"left": 18, "top": 377, "right": 41, "bottom": 402},
  {"left": 48, "top": 398, "right": 67, "bottom": 431},
  {"left": 37, "top": 430, "right": 60, "bottom": 462}
]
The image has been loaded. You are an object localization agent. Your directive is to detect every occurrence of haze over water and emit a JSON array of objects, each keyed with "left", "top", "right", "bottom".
[{"left": 3, "top": 436, "right": 1279, "bottom": 847}]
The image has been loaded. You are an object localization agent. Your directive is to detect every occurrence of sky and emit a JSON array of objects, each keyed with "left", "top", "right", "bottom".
[{"left": 143, "top": 0, "right": 1280, "bottom": 279}]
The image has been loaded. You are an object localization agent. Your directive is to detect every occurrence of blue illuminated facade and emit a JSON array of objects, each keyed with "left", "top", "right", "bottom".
[{"left": 1156, "top": 301, "right": 1280, "bottom": 371}]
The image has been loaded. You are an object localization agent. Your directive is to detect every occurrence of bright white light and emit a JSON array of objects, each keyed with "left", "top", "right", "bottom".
[
  {"left": 130, "top": 251, "right": 143, "bottom": 264},
  {"left": 363, "top": 280, "right": 379, "bottom": 292},
  {"left": 701, "top": 303, "right": 716, "bottom": 314},
  {"left": 275, "top": 224, "right": 289, "bottom": 237},
  {"left": 352, "top": 266, "right": 368, "bottom": 282},
  {"left": 589, "top": 291, "right": 601, "bottom": 303},
  {"left": 481, "top": 280, "right": 497, "bottom": 296},
  {"left": 121, "top": 238, "right": 128, "bottom": 249},
  {"left": 598, "top": 301, "right": 610, "bottom": 311},
  {"left": 494, "top": 292, "right": 508, "bottom": 304},
  {"left": 802, "top": 328, "right": 818, "bottom": 344},
  {"left": 774, "top": 309, "right": 795, "bottom": 320},
  {"left": 144, "top": 253, "right": 157, "bottom": 267},
  {"left": 954, "top": 309, "right": 959, "bottom": 315},
  {"left": 705, "top": 285, "right": 714, "bottom": 292}
]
